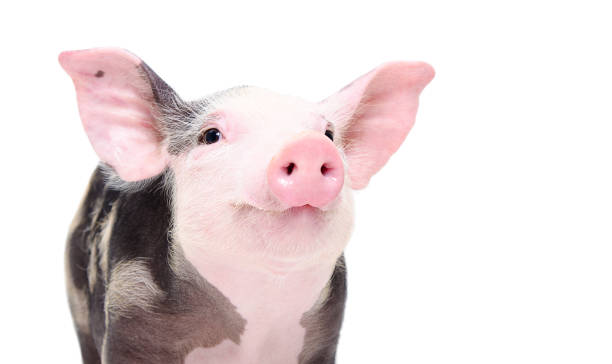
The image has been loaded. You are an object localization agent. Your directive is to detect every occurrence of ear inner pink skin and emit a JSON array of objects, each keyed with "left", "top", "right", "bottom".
[
  {"left": 267, "top": 132, "right": 344, "bottom": 209},
  {"left": 59, "top": 48, "right": 168, "bottom": 181},
  {"left": 320, "top": 62, "right": 435, "bottom": 189}
]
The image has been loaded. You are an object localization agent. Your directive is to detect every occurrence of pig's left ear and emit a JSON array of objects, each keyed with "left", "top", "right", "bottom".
[
  {"left": 320, "top": 62, "right": 434, "bottom": 189},
  {"left": 59, "top": 48, "right": 177, "bottom": 182}
]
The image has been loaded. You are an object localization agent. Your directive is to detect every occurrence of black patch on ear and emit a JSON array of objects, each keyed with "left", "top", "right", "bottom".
[
  {"left": 138, "top": 62, "right": 203, "bottom": 155},
  {"left": 139, "top": 62, "right": 182, "bottom": 108},
  {"left": 94, "top": 70, "right": 105, "bottom": 78}
]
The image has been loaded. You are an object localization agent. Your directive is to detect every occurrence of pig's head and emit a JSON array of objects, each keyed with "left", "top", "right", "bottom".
[{"left": 60, "top": 48, "right": 434, "bottom": 272}]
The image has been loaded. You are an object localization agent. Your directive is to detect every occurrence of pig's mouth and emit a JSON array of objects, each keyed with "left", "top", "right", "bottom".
[
  {"left": 231, "top": 202, "right": 326, "bottom": 216},
  {"left": 285, "top": 205, "right": 322, "bottom": 216}
]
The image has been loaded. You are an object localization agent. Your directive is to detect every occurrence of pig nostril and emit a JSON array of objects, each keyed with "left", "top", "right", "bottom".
[
  {"left": 285, "top": 163, "right": 296, "bottom": 176},
  {"left": 268, "top": 136, "right": 344, "bottom": 208}
]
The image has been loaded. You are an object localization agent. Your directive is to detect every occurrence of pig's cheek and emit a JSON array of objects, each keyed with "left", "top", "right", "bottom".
[
  {"left": 172, "top": 174, "right": 234, "bottom": 242},
  {"left": 321, "top": 187, "right": 355, "bottom": 256},
  {"left": 243, "top": 175, "right": 274, "bottom": 209},
  {"left": 234, "top": 149, "right": 278, "bottom": 210},
  {"left": 183, "top": 146, "right": 218, "bottom": 166},
  {"left": 176, "top": 147, "right": 234, "bottom": 189}
]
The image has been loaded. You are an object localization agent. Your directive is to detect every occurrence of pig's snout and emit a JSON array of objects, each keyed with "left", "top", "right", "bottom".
[{"left": 267, "top": 133, "right": 344, "bottom": 209}]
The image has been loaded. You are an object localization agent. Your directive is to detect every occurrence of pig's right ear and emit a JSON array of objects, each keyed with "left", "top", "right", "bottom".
[
  {"left": 319, "top": 62, "right": 434, "bottom": 189},
  {"left": 59, "top": 48, "right": 174, "bottom": 182}
]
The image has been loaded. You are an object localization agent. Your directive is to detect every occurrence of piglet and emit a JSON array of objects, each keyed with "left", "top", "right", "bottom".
[{"left": 60, "top": 48, "right": 434, "bottom": 364}]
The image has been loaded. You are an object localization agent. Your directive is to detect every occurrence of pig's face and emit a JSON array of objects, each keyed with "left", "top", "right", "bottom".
[
  {"left": 60, "top": 48, "right": 434, "bottom": 272},
  {"left": 170, "top": 88, "right": 355, "bottom": 269}
]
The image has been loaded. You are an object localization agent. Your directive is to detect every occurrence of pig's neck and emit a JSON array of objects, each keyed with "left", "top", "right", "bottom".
[{"left": 182, "top": 248, "right": 336, "bottom": 364}]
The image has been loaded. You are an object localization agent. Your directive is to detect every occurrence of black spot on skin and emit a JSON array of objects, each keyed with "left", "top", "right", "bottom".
[
  {"left": 298, "top": 256, "right": 347, "bottom": 364},
  {"left": 66, "top": 168, "right": 246, "bottom": 363},
  {"left": 106, "top": 173, "right": 173, "bottom": 291},
  {"left": 66, "top": 170, "right": 117, "bottom": 361},
  {"left": 94, "top": 70, "right": 105, "bottom": 78},
  {"left": 68, "top": 171, "right": 117, "bottom": 291},
  {"left": 75, "top": 329, "right": 101, "bottom": 364}
]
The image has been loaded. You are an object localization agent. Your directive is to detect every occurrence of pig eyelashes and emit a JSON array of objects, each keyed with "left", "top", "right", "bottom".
[{"left": 198, "top": 128, "right": 223, "bottom": 145}]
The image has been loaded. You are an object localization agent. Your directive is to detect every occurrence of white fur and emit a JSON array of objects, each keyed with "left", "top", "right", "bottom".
[{"left": 106, "top": 259, "right": 163, "bottom": 317}]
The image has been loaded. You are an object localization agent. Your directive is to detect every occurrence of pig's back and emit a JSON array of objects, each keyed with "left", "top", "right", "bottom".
[
  {"left": 65, "top": 167, "right": 118, "bottom": 360},
  {"left": 65, "top": 167, "right": 175, "bottom": 359},
  {"left": 64, "top": 168, "right": 246, "bottom": 363}
]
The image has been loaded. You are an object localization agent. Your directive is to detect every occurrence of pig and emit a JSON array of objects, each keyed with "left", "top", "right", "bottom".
[{"left": 60, "top": 47, "right": 434, "bottom": 364}]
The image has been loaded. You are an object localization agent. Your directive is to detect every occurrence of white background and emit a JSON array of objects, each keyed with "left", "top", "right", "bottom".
[{"left": 1, "top": 1, "right": 611, "bottom": 363}]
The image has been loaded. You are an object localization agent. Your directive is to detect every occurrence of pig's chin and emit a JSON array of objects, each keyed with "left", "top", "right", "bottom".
[
  {"left": 231, "top": 202, "right": 331, "bottom": 243},
  {"left": 175, "top": 192, "right": 353, "bottom": 269}
]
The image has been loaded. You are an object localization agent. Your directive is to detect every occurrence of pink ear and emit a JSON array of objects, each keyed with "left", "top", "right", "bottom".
[
  {"left": 320, "top": 62, "right": 434, "bottom": 189},
  {"left": 59, "top": 48, "right": 169, "bottom": 182}
]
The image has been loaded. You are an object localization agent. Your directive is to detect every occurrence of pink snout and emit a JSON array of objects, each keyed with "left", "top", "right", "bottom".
[{"left": 267, "top": 133, "right": 344, "bottom": 209}]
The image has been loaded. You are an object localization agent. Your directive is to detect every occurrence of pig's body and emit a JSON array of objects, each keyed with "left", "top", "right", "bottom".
[
  {"left": 67, "top": 168, "right": 346, "bottom": 364},
  {"left": 61, "top": 48, "right": 433, "bottom": 364}
]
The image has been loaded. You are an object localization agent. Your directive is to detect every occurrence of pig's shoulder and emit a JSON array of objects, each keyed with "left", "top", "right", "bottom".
[
  {"left": 299, "top": 256, "right": 347, "bottom": 363},
  {"left": 83, "top": 169, "right": 247, "bottom": 362}
]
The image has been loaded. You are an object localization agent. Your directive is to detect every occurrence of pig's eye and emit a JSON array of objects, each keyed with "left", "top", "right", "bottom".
[
  {"left": 325, "top": 129, "right": 334, "bottom": 141},
  {"left": 199, "top": 128, "right": 222, "bottom": 145}
]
